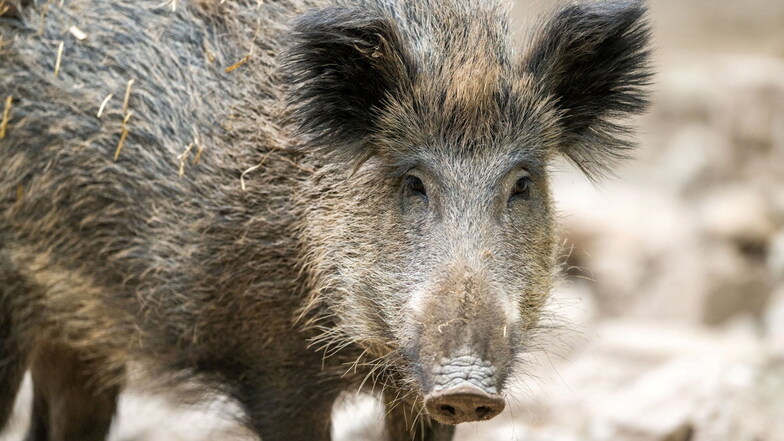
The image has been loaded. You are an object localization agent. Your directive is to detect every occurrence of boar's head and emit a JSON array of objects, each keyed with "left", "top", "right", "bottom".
[{"left": 285, "top": 0, "right": 650, "bottom": 424}]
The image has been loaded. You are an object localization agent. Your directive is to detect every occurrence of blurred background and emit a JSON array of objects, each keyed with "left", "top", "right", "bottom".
[{"left": 2, "top": 0, "right": 784, "bottom": 440}]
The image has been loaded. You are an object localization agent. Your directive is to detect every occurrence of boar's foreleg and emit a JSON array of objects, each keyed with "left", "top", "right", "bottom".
[
  {"left": 234, "top": 367, "right": 344, "bottom": 441},
  {"left": 26, "top": 342, "right": 122, "bottom": 441}
]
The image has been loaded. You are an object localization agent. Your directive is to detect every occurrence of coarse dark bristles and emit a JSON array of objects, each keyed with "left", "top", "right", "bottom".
[{"left": 525, "top": 0, "right": 653, "bottom": 179}]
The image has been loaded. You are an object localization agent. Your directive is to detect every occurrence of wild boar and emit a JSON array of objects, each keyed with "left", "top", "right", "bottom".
[{"left": 0, "top": 0, "right": 651, "bottom": 440}]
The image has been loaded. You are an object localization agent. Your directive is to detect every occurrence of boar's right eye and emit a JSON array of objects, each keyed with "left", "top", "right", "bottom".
[
  {"left": 404, "top": 175, "right": 427, "bottom": 202},
  {"left": 508, "top": 176, "right": 532, "bottom": 205}
]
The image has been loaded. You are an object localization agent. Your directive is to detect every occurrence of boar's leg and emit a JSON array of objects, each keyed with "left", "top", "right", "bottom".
[
  {"left": 0, "top": 334, "right": 24, "bottom": 434},
  {"left": 0, "top": 306, "right": 26, "bottom": 432},
  {"left": 234, "top": 371, "right": 341, "bottom": 441},
  {"left": 384, "top": 395, "right": 456, "bottom": 441},
  {"left": 26, "top": 343, "right": 120, "bottom": 441},
  {"left": 0, "top": 255, "right": 34, "bottom": 432}
]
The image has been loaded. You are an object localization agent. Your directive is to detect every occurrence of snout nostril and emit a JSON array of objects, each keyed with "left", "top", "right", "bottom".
[
  {"left": 475, "top": 406, "right": 492, "bottom": 419},
  {"left": 425, "top": 385, "right": 505, "bottom": 424},
  {"left": 440, "top": 404, "right": 456, "bottom": 416}
]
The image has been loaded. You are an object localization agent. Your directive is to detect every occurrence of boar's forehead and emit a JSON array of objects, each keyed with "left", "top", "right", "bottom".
[
  {"left": 383, "top": 0, "right": 512, "bottom": 62},
  {"left": 371, "top": 2, "right": 557, "bottom": 163},
  {"left": 375, "top": 78, "right": 555, "bottom": 173},
  {"left": 375, "top": 16, "right": 553, "bottom": 162}
]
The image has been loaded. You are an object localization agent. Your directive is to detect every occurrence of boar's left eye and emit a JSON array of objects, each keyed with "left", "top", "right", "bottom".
[
  {"left": 509, "top": 176, "right": 532, "bottom": 203},
  {"left": 404, "top": 175, "right": 428, "bottom": 203}
]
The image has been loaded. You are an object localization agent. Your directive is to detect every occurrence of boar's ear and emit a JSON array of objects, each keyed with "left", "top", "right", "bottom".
[
  {"left": 284, "top": 8, "right": 413, "bottom": 161},
  {"left": 525, "top": 0, "right": 652, "bottom": 178}
]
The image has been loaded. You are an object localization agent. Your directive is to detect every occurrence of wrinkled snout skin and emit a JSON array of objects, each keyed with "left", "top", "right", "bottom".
[{"left": 0, "top": 0, "right": 650, "bottom": 439}]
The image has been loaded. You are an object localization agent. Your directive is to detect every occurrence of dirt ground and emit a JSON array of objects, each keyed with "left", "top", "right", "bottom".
[{"left": 3, "top": 0, "right": 784, "bottom": 440}]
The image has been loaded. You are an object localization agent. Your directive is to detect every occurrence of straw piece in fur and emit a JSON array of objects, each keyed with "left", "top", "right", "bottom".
[
  {"left": 97, "top": 93, "right": 113, "bottom": 118},
  {"left": 113, "top": 111, "right": 133, "bottom": 161},
  {"left": 54, "top": 41, "right": 64, "bottom": 76},
  {"left": 0, "top": 95, "right": 11, "bottom": 139},
  {"left": 178, "top": 142, "right": 194, "bottom": 177},
  {"left": 122, "top": 79, "right": 135, "bottom": 114},
  {"left": 69, "top": 25, "right": 87, "bottom": 41}
]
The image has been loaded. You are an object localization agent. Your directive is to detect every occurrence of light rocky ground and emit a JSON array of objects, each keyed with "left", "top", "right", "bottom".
[{"left": 3, "top": 0, "right": 784, "bottom": 440}]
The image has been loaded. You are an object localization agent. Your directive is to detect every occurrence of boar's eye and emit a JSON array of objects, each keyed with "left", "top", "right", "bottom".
[
  {"left": 509, "top": 176, "right": 532, "bottom": 203},
  {"left": 404, "top": 175, "right": 427, "bottom": 202}
]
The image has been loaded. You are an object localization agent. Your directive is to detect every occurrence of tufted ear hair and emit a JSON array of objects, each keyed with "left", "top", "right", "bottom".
[
  {"left": 525, "top": 0, "right": 652, "bottom": 178},
  {"left": 283, "top": 7, "right": 413, "bottom": 162}
]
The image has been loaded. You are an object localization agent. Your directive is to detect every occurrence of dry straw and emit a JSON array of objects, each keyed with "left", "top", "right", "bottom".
[
  {"left": 225, "top": 17, "right": 261, "bottom": 73},
  {"left": 240, "top": 151, "right": 273, "bottom": 191},
  {"left": 114, "top": 111, "right": 133, "bottom": 161},
  {"left": 122, "top": 79, "right": 134, "bottom": 114},
  {"left": 0, "top": 95, "right": 11, "bottom": 139},
  {"left": 115, "top": 79, "right": 135, "bottom": 160},
  {"left": 192, "top": 130, "right": 204, "bottom": 165},
  {"left": 178, "top": 143, "right": 194, "bottom": 177},
  {"left": 68, "top": 26, "right": 87, "bottom": 41},
  {"left": 54, "top": 41, "right": 64, "bottom": 76},
  {"left": 224, "top": 54, "right": 250, "bottom": 73},
  {"left": 97, "top": 93, "right": 113, "bottom": 118}
]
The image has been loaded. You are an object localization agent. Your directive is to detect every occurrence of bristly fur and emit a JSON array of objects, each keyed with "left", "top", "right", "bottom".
[
  {"left": 525, "top": 0, "right": 652, "bottom": 179},
  {"left": 0, "top": 0, "right": 652, "bottom": 440},
  {"left": 284, "top": 7, "right": 414, "bottom": 163}
]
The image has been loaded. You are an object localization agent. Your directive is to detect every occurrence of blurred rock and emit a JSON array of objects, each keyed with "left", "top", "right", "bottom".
[
  {"left": 698, "top": 187, "right": 776, "bottom": 251},
  {"left": 700, "top": 242, "right": 771, "bottom": 325},
  {"left": 764, "top": 286, "right": 784, "bottom": 355},
  {"left": 768, "top": 232, "right": 784, "bottom": 280},
  {"left": 645, "top": 56, "right": 784, "bottom": 195},
  {"left": 588, "top": 357, "right": 705, "bottom": 441},
  {"left": 457, "top": 321, "right": 782, "bottom": 441},
  {"left": 653, "top": 125, "right": 729, "bottom": 196},
  {"left": 718, "top": 58, "right": 784, "bottom": 154}
]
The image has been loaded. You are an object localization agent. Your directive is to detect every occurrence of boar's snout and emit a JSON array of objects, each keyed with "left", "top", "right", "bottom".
[
  {"left": 408, "top": 268, "right": 518, "bottom": 424},
  {"left": 423, "top": 355, "right": 505, "bottom": 424},
  {"left": 425, "top": 384, "right": 505, "bottom": 424}
]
